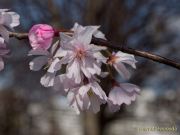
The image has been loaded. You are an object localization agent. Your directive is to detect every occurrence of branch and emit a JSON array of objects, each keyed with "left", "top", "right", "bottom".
[{"left": 9, "top": 32, "right": 180, "bottom": 70}]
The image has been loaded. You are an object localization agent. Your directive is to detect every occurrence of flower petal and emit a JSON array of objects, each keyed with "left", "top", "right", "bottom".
[
  {"left": 29, "top": 56, "right": 48, "bottom": 71},
  {"left": 89, "top": 95, "right": 101, "bottom": 113},
  {"left": 0, "top": 25, "right": 9, "bottom": 42},
  {"left": 2, "top": 11, "right": 20, "bottom": 28},
  {"left": 90, "top": 82, "right": 107, "bottom": 102},
  {"left": 50, "top": 41, "right": 59, "bottom": 54},
  {"left": 115, "top": 51, "right": 137, "bottom": 68},
  {"left": 107, "top": 99, "right": 120, "bottom": 112},
  {"left": 47, "top": 58, "right": 62, "bottom": 73},
  {"left": 113, "top": 63, "right": 130, "bottom": 79},
  {"left": 66, "top": 59, "right": 82, "bottom": 84},
  {"left": 40, "top": 72, "right": 55, "bottom": 87},
  {"left": 76, "top": 26, "right": 99, "bottom": 45},
  {"left": 93, "top": 30, "right": 106, "bottom": 40},
  {"left": 67, "top": 90, "right": 83, "bottom": 114},
  {"left": 121, "top": 83, "right": 140, "bottom": 94},
  {"left": 28, "top": 49, "right": 49, "bottom": 56}
]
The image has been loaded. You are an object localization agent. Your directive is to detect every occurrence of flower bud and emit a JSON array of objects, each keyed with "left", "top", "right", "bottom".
[{"left": 28, "top": 24, "right": 54, "bottom": 50}]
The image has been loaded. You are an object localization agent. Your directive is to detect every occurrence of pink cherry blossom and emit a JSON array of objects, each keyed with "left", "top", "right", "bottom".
[
  {"left": 55, "top": 24, "right": 107, "bottom": 84},
  {"left": 0, "top": 9, "right": 20, "bottom": 41},
  {"left": 67, "top": 79, "right": 107, "bottom": 114},
  {"left": 28, "top": 24, "right": 55, "bottom": 50},
  {"left": 0, "top": 37, "right": 10, "bottom": 71},
  {"left": 108, "top": 82, "right": 140, "bottom": 112},
  {"left": 107, "top": 51, "right": 137, "bottom": 79}
]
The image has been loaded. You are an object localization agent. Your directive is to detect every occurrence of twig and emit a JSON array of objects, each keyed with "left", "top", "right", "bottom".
[{"left": 9, "top": 32, "right": 180, "bottom": 70}]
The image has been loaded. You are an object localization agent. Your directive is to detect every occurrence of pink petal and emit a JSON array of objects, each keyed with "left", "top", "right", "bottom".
[{"left": 66, "top": 59, "right": 82, "bottom": 84}]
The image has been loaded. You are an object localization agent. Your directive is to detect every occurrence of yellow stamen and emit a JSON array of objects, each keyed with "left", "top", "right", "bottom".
[{"left": 87, "top": 89, "right": 94, "bottom": 97}]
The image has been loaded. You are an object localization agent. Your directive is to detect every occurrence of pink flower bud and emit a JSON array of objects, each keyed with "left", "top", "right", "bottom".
[{"left": 28, "top": 24, "right": 55, "bottom": 50}]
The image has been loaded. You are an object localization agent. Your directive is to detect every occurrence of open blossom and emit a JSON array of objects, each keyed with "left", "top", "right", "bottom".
[
  {"left": 55, "top": 24, "right": 107, "bottom": 84},
  {"left": 108, "top": 81, "right": 140, "bottom": 112},
  {"left": 0, "top": 37, "right": 9, "bottom": 71},
  {"left": 29, "top": 24, "right": 55, "bottom": 50},
  {"left": 107, "top": 51, "right": 137, "bottom": 79},
  {"left": 67, "top": 78, "right": 107, "bottom": 114},
  {"left": 53, "top": 72, "right": 109, "bottom": 114},
  {"left": 0, "top": 9, "right": 20, "bottom": 41}
]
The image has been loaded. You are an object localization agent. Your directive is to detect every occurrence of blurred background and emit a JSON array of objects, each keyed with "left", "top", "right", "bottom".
[{"left": 0, "top": 0, "right": 180, "bottom": 135}]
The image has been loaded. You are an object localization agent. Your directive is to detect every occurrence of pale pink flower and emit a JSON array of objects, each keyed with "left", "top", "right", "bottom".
[
  {"left": 107, "top": 51, "right": 137, "bottom": 79},
  {"left": 0, "top": 9, "right": 20, "bottom": 41},
  {"left": 108, "top": 82, "right": 140, "bottom": 112},
  {"left": 0, "top": 37, "right": 10, "bottom": 71},
  {"left": 56, "top": 25, "right": 107, "bottom": 84},
  {"left": 67, "top": 79, "right": 107, "bottom": 114},
  {"left": 28, "top": 24, "right": 55, "bottom": 50},
  {"left": 28, "top": 41, "right": 62, "bottom": 87}
]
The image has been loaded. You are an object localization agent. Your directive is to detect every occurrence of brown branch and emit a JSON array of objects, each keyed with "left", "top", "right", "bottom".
[
  {"left": 9, "top": 32, "right": 180, "bottom": 70},
  {"left": 9, "top": 32, "right": 28, "bottom": 40}
]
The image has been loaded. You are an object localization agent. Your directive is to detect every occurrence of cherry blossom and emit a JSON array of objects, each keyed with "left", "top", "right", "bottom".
[
  {"left": 67, "top": 78, "right": 107, "bottom": 114},
  {"left": 108, "top": 81, "right": 140, "bottom": 112},
  {"left": 55, "top": 24, "right": 107, "bottom": 84},
  {"left": 28, "top": 24, "right": 55, "bottom": 50},
  {"left": 107, "top": 51, "right": 137, "bottom": 79},
  {"left": 0, "top": 9, "right": 20, "bottom": 41}
]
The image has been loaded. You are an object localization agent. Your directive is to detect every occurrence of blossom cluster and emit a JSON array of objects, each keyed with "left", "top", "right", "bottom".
[
  {"left": 28, "top": 23, "right": 140, "bottom": 114},
  {"left": 0, "top": 9, "right": 20, "bottom": 71},
  {"left": 0, "top": 8, "right": 140, "bottom": 114}
]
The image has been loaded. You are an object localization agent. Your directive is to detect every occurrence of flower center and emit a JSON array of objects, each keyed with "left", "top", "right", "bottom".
[
  {"left": 87, "top": 89, "right": 94, "bottom": 97},
  {"left": 76, "top": 48, "right": 85, "bottom": 59},
  {"left": 107, "top": 55, "right": 119, "bottom": 64}
]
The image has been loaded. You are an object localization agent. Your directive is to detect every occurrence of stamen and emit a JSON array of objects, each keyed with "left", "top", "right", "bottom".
[
  {"left": 107, "top": 55, "right": 119, "bottom": 64},
  {"left": 76, "top": 48, "right": 85, "bottom": 59},
  {"left": 87, "top": 89, "right": 94, "bottom": 97}
]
